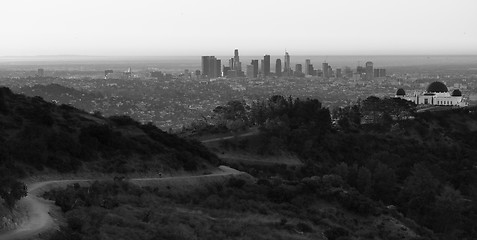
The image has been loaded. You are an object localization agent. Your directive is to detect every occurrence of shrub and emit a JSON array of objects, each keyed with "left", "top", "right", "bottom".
[
  {"left": 296, "top": 222, "right": 313, "bottom": 233},
  {"left": 322, "top": 174, "right": 345, "bottom": 188},
  {"left": 227, "top": 178, "right": 246, "bottom": 189},
  {"left": 109, "top": 115, "right": 139, "bottom": 126},
  {"left": 0, "top": 177, "right": 27, "bottom": 209},
  {"left": 67, "top": 216, "right": 83, "bottom": 231},
  {"left": 0, "top": 88, "right": 7, "bottom": 113},
  {"left": 324, "top": 226, "right": 349, "bottom": 240}
]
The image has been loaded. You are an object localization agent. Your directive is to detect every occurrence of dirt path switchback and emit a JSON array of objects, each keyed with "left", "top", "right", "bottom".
[{"left": 0, "top": 166, "right": 245, "bottom": 240}]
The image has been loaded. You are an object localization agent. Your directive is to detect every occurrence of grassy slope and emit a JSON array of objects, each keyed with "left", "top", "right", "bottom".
[{"left": 203, "top": 133, "right": 303, "bottom": 167}]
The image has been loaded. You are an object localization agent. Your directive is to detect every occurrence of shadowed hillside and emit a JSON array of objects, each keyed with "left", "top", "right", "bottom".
[
  {"left": 0, "top": 86, "right": 219, "bottom": 178},
  {"left": 188, "top": 95, "right": 477, "bottom": 239}
]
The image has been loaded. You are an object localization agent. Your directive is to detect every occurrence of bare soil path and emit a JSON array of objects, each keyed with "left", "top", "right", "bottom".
[
  {"left": 200, "top": 129, "right": 259, "bottom": 143},
  {"left": 0, "top": 166, "right": 245, "bottom": 240}
]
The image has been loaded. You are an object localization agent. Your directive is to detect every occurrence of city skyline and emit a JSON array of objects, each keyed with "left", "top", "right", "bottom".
[
  {"left": 1, "top": 0, "right": 477, "bottom": 57},
  {"left": 199, "top": 48, "right": 386, "bottom": 79}
]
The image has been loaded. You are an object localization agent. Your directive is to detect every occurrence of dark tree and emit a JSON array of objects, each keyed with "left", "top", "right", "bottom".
[
  {"left": 399, "top": 163, "right": 439, "bottom": 221},
  {"left": 371, "top": 163, "right": 397, "bottom": 203},
  {"left": 0, "top": 177, "right": 28, "bottom": 209},
  {"left": 0, "top": 87, "right": 12, "bottom": 113}
]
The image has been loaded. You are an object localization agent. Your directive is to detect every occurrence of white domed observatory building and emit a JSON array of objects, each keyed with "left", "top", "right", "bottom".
[{"left": 395, "top": 81, "right": 467, "bottom": 107}]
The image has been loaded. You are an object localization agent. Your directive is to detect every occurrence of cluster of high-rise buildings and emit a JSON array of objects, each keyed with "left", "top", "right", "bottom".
[
  {"left": 200, "top": 49, "right": 387, "bottom": 80},
  {"left": 200, "top": 49, "right": 290, "bottom": 79},
  {"left": 355, "top": 62, "right": 386, "bottom": 81},
  {"left": 200, "top": 56, "right": 222, "bottom": 79}
]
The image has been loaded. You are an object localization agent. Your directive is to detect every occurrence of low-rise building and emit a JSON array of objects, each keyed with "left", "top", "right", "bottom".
[{"left": 395, "top": 81, "right": 467, "bottom": 107}]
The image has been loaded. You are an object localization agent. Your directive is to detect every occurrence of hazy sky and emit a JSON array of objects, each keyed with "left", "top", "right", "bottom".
[{"left": 1, "top": 0, "right": 476, "bottom": 56}]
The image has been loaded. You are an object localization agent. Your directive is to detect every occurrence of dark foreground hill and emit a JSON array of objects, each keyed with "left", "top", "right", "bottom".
[
  {"left": 0, "top": 86, "right": 219, "bottom": 178},
  {"left": 191, "top": 95, "right": 477, "bottom": 239}
]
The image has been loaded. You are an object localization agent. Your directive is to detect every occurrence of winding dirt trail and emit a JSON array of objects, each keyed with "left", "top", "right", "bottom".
[
  {"left": 0, "top": 166, "right": 244, "bottom": 240},
  {"left": 200, "top": 129, "right": 259, "bottom": 143}
]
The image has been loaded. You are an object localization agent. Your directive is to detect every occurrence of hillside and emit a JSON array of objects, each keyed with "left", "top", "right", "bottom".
[
  {"left": 0, "top": 86, "right": 219, "bottom": 177},
  {"left": 3, "top": 90, "right": 477, "bottom": 239},
  {"left": 0, "top": 86, "right": 224, "bottom": 233},
  {"left": 42, "top": 176, "right": 429, "bottom": 240},
  {"left": 187, "top": 96, "right": 477, "bottom": 239}
]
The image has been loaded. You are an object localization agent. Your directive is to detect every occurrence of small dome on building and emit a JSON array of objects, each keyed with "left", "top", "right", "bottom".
[
  {"left": 451, "top": 89, "right": 462, "bottom": 96},
  {"left": 426, "top": 81, "right": 448, "bottom": 93},
  {"left": 396, "top": 88, "right": 406, "bottom": 96}
]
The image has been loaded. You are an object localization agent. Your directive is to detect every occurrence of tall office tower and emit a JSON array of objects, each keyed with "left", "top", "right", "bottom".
[
  {"left": 251, "top": 60, "right": 259, "bottom": 78},
  {"left": 208, "top": 56, "right": 215, "bottom": 78},
  {"left": 374, "top": 69, "right": 379, "bottom": 78},
  {"left": 223, "top": 66, "right": 230, "bottom": 77},
  {"left": 260, "top": 60, "right": 264, "bottom": 75},
  {"left": 344, "top": 66, "right": 353, "bottom": 78},
  {"left": 207, "top": 56, "right": 217, "bottom": 78},
  {"left": 284, "top": 51, "right": 291, "bottom": 76},
  {"left": 238, "top": 62, "right": 242, "bottom": 72},
  {"left": 308, "top": 64, "right": 314, "bottom": 76},
  {"left": 373, "top": 68, "right": 387, "bottom": 78},
  {"left": 336, "top": 68, "right": 342, "bottom": 78},
  {"left": 295, "top": 64, "right": 303, "bottom": 74},
  {"left": 246, "top": 65, "right": 254, "bottom": 78},
  {"left": 275, "top": 59, "right": 282, "bottom": 76},
  {"left": 234, "top": 49, "right": 241, "bottom": 72},
  {"left": 356, "top": 66, "right": 366, "bottom": 80},
  {"left": 356, "top": 66, "right": 365, "bottom": 74},
  {"left": 316, "top": 69, "right": 323, "bottom": 77},
  {"left": 328, "top": 66, "right": 333, "bottom": 77},
  {"left": 263, "top": 55, "right": 271, "bottom": 76},
  {"left": 305, "top": 59, "right": 311, "bottom": 76},
  {"left": 216, "top": 59, "right": 221, "bottom": 77},
  {"left": 365, "top": 61, "right": 374, "bottom": 80},
  {"left": 229, "top": 58, "right": 234, "bottom": 70},
  {"left": 322, "top": 62, "right": 329, "bottom": 79},
  {"left": 234, "top": 49, "right": 239, "bottom": 62},
  {"left": 201, "top": 56, "right": 210, "bottom": 77}
]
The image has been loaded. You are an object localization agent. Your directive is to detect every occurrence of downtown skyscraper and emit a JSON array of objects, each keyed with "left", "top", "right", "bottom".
[
  {"left": 251, "top": 60, "right": 259, "bottom": 78},
  {"left": 284, "top": 51, "right": 291, "bottom": 76},
  {"left": 365, "top": 61, "right": 374, "bottom": 80},
  {"left": 275, "top": 59, "right": 282, "bottom": 76},
  {"left": 263, "top": 55, "right": 270, "bottom": 77},
  {"left": 233, "top": 49, "right": 242, "bottom": 73},
  {"left": 201, "top": 56, "right": 221, "bottom": 78},
  {"left": 305, "top": 59, "right": 311, "bottom": 76},
  {"left": 322, "top": 62, "right": 329, "bottom": 79},
  {"left": 201, "top": 56, "right": 209, "bottom": 77}
]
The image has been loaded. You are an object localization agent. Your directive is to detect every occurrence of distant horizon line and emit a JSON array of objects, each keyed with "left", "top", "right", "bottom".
[
  {"left": 0, "top": 52, "right": 477, "bottom": 58},
  {"left": 2, "top": 54, "right": 477, "bottom": 59}
]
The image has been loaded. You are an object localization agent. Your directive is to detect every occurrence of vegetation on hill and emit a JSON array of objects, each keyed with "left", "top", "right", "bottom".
[
  {"left": 3, "top": 86, "right": 477, "bottom": 239},
  {"left": 194, "top": 95, "right": 477, "bottom": 239},
  {"left": 0, "top": 86, "right": 219, "bottom": 208},
  {"left": 44, "top": 177, "right": 428, "bottom": 240}
]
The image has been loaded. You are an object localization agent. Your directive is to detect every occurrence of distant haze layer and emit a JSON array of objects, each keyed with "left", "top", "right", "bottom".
[{"left": 1, "top": 55, "right": 477, "bottom": 74}]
